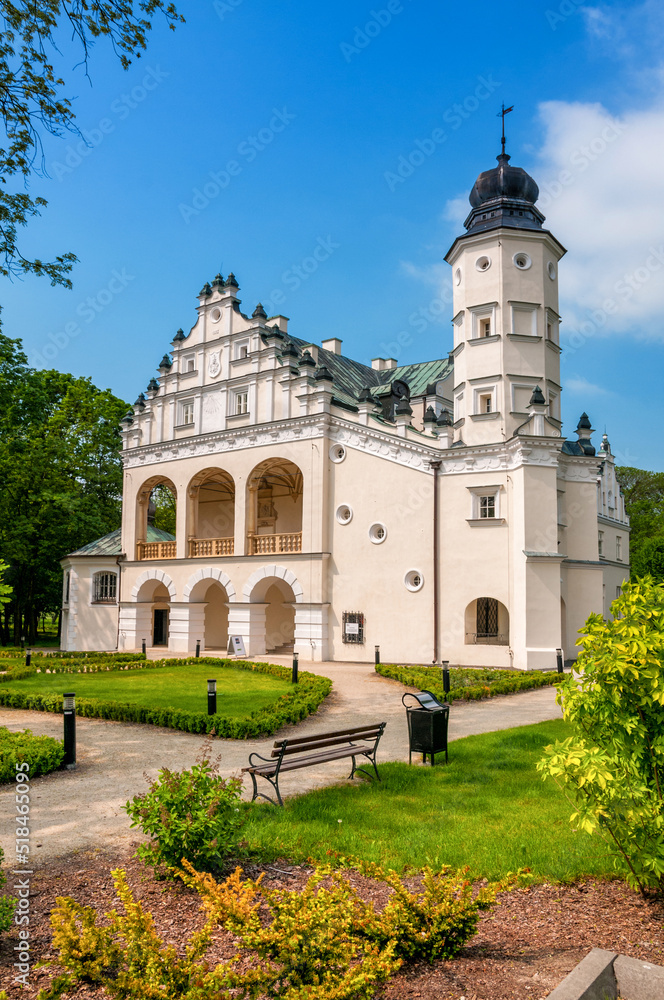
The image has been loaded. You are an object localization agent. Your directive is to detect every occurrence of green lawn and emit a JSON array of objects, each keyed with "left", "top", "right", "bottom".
[
  {"left": 243, "top": 720, "right": 617, "bottom": 883},
  {"left": 5, "top": 662, "right": 291, "bottom": 718}
]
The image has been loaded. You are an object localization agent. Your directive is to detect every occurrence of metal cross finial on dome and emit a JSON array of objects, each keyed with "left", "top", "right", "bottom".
[{"left": 497, "top": 103, "right": 514, "bottom": 156}]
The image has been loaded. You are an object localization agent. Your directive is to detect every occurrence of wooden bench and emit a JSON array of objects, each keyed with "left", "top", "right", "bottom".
[{"left": 243, "top": 722, "right": 386, "bottom": 806}]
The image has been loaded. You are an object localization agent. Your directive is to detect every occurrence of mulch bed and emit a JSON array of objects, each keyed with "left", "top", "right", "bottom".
[{"left": 2, "top": 846, "right": 663, "bottom": 999}]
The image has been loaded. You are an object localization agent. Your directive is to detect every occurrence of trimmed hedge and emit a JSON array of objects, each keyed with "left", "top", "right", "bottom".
[
  {"left": 376, "top": 663, "right": 563, "bottom": 703},
  {"left": 0, "top": 726, "right": 65, "bottom": 784},
  {"left": 0, "top": 658, "right": 332, "bottom": 740}
]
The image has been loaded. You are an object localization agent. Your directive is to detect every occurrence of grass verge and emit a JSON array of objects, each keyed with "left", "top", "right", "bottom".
[
  {"left": 0, "top": 658, "right": 331, "bottom": 738},
  {"left": 243, "top": 720, "right": 616, "bottom": 883},
  {"left": 376, "top": 662, "right": 563, "bottom": 702}
]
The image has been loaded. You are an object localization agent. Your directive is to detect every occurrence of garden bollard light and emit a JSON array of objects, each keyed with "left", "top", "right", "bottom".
[
  {"left": 375, "top": 644, "right": 380, "bottom": 665},
  {"left": 196, "top": 639, "right": 201, "bottom": 658},
  {"left": 556, "top": 648, "right": 564, "bottom": 674},
  {"left": 63, "top": 692, "right": 76, "bottom": 768},
  {"left": 25, "top": 648, "right": 32, "bottom": 667},
  {"left": 292, "top": 651, "right": 299, "bottom": 684},
  {"left": 207, "top": 679, "right": 217, "bottom": 715},
  {"left": 141, "top": 639, "right": 146, "bottom": 656},
  {"left": 442, "top": 661, "right": 450, "bottom": 697}
]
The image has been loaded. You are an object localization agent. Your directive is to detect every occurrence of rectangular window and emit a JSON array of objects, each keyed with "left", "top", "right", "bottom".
[
  {"left": 240, "top": 345, "right": 248, "bottom": 358},
  {"left": 598, "top": 530, "right": 604, "bottom": 556},
  {"left": 478, "top": 392, "right": 493, "bottom": 414},
  {"left": 480, "top": 318, "right": 491, "bottom": 338},
  {"left": 181, "top": 401, "right": 194, "bottom": 425},
  {"left": 185, "top": 357, "right": 195, "bottom": 372},
  {"left": 479, "top": 495, "right": 496, "bottom": 518},
  {"left": 616, "top": 585, "right": 622, "bottom": 600},
  {"left": 616, "top": 536, "right": 622, "bottom": 561},
  {"left": 93, "top": 573, "right": 117, "bottom": 604},
  {"left": 64, "top": 571, "right": 70, "bottom": 604},
  {"left": 235, "top": 391, "right": 248, "bottom": 415}
]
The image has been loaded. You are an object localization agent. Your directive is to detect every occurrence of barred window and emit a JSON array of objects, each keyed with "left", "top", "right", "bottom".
[{"left": 93, "top": 572, "right": 117, "bottom": 604}]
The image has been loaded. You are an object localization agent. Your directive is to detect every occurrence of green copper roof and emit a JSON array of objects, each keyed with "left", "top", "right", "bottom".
[
  {"left": 289, "top": 337, "right": 452, "bottom": 405},
  {"left": 69, "top": 525, "right": 175, "bottom": 557}
]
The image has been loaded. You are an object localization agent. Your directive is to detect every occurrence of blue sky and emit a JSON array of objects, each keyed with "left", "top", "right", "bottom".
[{"left": 3, "top": 0, "right": 663, "bottom": 469}]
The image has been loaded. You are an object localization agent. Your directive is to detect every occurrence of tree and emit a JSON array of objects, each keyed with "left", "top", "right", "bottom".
[
  {"left": 0, "top": 560, "right": 11, "bottom": 607},
  {"left": 0, "top": 332, "right": 127, "bottom": 643},
  {"left": 537, "top": 577, "right": 664, "bottom": 896},
  {"left": 616, "top": 467, "right": 664, "bottom": 582},
  {"left": 0, "top": 1, "right": 182, "bottom": 286}
]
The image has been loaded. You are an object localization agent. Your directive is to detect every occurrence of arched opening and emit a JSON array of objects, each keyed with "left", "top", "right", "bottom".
[
  {"left": 246, "top": 458, "right": 303, "bottom": 555},
  {"left": 464, "top": 597, "right": 509, "bottom": 645},
  {"left": 188, "top": 578, "right": 230, "bottom": 651},
  {"left": 249, "top": 576, "right": 296, "bottom": 654},
  {"left": 135, "top": 579, "right": 171, "bottom": 648},
  {"left": 187, "top": 468, "right": 235, "bottom": 557},
  {"left": 136, "top": 476, "right": 177, "bottom": 560}
]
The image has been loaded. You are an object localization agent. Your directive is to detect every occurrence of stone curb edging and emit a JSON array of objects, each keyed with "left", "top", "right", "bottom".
[{"left": 546, "top": 947, "right": 664, "bottom": 999}]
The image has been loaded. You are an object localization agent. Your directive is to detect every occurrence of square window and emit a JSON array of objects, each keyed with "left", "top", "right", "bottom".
[
  {"left": 235, "top": 391, "right": 248, "bottom": 415},
  {"left": 186, "top": 357, "right": 195, "bottom": 372},
  {"left": 181, "top": 401, "right": 194, "bottom": 425},
  {"left": 479, "top": 495, "right": 496, "bottom": 518}
]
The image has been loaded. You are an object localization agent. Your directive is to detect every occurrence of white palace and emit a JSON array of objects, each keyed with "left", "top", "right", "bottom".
[{"left": 60, "top": 146, "right": 630, "bottom": 669}]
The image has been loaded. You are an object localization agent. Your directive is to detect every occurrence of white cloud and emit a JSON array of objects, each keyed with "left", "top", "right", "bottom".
[
  {"left": 565, "top": 376, "right": 609, "bottom": 395},
  {"left": 532, "top": 98, "right": 664, "bottom": 340}
]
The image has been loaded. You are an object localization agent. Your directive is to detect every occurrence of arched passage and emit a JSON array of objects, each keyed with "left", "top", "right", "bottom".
[
  {"left": 134, "top": 577, "right": 172, "bottom": 648},
  {"left": 187, "top": 468, "right": 235, "bottom": 557},
  {"left": 187, "top": 577, "right": 230, "bottom": 651},
  {"left": 464, "top": 598, "right": 509, "bottom": 645},
  {"left": 245, "top": 458, "right": 303, "bottom": 555},
  {"left": 249, "top": 576, "right": 296, "bottom": 653},
  {"left": 136, "top": 476, "right": 177, "bottom": 560}
]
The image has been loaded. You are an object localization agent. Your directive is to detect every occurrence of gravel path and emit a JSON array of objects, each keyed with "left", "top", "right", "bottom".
[{"left": 0, "top": 658, "right": 562, "bottom": 863}]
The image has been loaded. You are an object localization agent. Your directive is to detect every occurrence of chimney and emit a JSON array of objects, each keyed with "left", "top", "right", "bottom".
[
  {"left": 321, "top": 337, "right": 343, "bottom": 355},
  {"left": 371, "top": 357, "right": 398, "bottom": 371}
]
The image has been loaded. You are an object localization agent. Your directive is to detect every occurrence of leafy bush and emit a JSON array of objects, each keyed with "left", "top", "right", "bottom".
[
  {"left": 43, "top": 859, "right": 518, "bottom": 999},
  {"left": 124, "top": 739, "right": 245, "bottom": 874},
  {"left": 377, "top": 662, "right": 562, "bottom": 703},
  {"left": 538, "top": 577, "right": 664, "bottom": 895},
  {"left": 0, "top": 658, "right": 331, "bottom": 739},
  {"left": 0, "top": 726, "right": 64, "bottom": 784},
  {"left": 0, "top": 844, "right": 15, "bottom": 932}
]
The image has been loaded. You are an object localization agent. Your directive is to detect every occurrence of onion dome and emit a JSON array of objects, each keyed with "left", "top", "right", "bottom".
[
  {"left": 423, "top": 405, "right": 438, "bottom": 425},
  {"left": 436, "top": 407, "right": 452, "bottom": 427},
  {"left": 314, "top": 365, "right": 333, "bottom": 383},
  {"left": 529, "top": 386, "right": 546, "bottom": 406},
  {"left": 198, "top": 282, "right": 212, "bottom": 297},
  {"left": 172, "top": 328, "right": 186, "bottom": 344},
  {"left": 158, "top": 354, "right": 172, "bottom": 371},
  {"left": 225, "top": 272, "right": 239, "bottom": 288},
  {"left": 299, "top": 350, "right": 316, "bottom": 369},
  {"left": 252, "top": 303, "right": 267, "bottom": 319},
  {"left": 146, "top": 378, "right": 159, "bottom": 393},
  {"left": 212, "top": 273, "right": 225, "bottom": 289},
  {"left": 465, "top": 152, "right": 544, "bottom": 234}
]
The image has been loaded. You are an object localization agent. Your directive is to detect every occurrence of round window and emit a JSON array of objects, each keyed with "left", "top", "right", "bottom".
[
  {"left": 513, "top": 252, "right": 532, "bottom": 270},
  {"left": 369, "top": 522, "right": 387, "bottom": 544},
  {"left": 454, "top": 267, "right": 462, "bottom": 286},
  {"left": 336, "top": 504, "right": 353, "bottom": 525},
  {"left": 210, "top": 307, "right": 222, "bottom": 322},
  {"left": 329, "top": 444, "right": 346, "bottom": 464},
  {"left": 475, "top": 255, "right": 491, "bottom": 272},
  {"left": 547, "top": 261, "right": 556, "bottom": 280},
  {"left": 404, "top": 570, "right": 424, "bottom": 592}
]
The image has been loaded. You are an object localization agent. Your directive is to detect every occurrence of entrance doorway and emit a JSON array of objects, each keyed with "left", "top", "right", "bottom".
[{"left": 153, "top": 608, "right": 169, "bottom": 646}]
